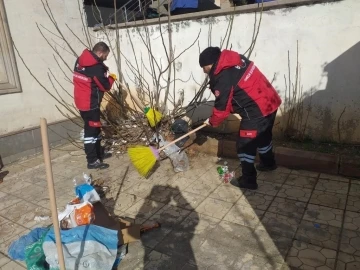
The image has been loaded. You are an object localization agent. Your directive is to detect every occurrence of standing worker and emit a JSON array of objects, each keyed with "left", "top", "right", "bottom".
[
  {"left": 199, "top": 47, "right": 282, "bottom": 190},
  {"left": 73, "top": 42, "right": 116, "bottom": 169}
]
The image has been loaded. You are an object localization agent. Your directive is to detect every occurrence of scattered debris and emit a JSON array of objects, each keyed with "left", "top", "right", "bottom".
[{"left": 34, "top": 216, "right": 50, "bottom": 222}]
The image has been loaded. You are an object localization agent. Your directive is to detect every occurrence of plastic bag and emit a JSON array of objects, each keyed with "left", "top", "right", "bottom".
[
  {"left": 25, "top": 228, "right": 50, "bottom": 270},
  {"left": 8, "top": 227, "right": 48, "bottom": 261},
  {"left": 58, "top": 201, "right": 95, "bottom": 229},
  {"left": 74, "top": 183, "right": 100, "bottom": 203},
  {"left": 151, "top": 134, "right": 189, "bottom": 172},
  {"left": 161, "top": 141, "right": 189, "bottom": 173},
  {"left": 43, "top": 225, "right": 118, "bottom": 270}
]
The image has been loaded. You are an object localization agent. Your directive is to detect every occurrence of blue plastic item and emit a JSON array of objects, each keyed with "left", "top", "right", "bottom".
[
  {"left": 255, "top": 0, "right": 275, "bottom": 3},
  {"left": 8, "top": 227, "right": 48, "bottom": 261}
]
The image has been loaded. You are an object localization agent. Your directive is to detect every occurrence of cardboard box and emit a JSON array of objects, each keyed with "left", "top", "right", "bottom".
[{"left": 92, "top": 202, "right": 140, "bottom": 245}]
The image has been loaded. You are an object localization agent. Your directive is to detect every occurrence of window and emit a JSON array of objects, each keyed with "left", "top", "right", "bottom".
[{"left": 0, "top": 0, "right": 21, "bottom": 95}]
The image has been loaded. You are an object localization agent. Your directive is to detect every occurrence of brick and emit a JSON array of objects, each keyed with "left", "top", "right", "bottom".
[
  {"left": 339, "top": 156, "right": 360, "bottom": 178},
  {"left": 275, "top": 147, "right": 339, "bottom": 175}
]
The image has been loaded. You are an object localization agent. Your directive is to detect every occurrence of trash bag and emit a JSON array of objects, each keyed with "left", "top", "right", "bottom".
[
  {"left": 25, "top": 228, "right": 50, "bottom": 270},
  {"left": 8, "top": 227, "right": 49, "bottom": 261},
  {"left": 171, "top": 119, "right": 189, "bottom": 147},
  {"left": 43, "top": 225, "right": 118, "bottom": 270}
]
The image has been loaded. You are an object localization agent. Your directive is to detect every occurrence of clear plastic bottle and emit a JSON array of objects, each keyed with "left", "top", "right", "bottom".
[{"left": 73, "top": 172, "right": 92, "bottom": 186}]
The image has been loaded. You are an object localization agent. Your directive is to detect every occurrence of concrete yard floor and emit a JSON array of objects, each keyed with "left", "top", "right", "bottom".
[{"left": 0, "top": 144, "right": 359, "bottom": 269}]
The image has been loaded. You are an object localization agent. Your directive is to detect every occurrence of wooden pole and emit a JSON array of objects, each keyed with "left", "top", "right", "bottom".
[{"left": 40, "top": 118, "right": 66, "bottom": 270}]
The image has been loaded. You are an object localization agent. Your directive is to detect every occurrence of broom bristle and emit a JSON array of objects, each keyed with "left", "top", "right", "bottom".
[
  {"left": 146, "top": 109, "right": 162, "bottom": 128},
  {"left": 127, "top": 146, "right": 159, "bottom": 177}
]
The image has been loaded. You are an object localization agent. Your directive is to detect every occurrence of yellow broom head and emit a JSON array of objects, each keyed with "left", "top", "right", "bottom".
[
  {"left": 127, "top": 145, "right": 159, "bottom": 177},
  {"left": 145, "top": 108, "right": 162, "bottom": 127}
]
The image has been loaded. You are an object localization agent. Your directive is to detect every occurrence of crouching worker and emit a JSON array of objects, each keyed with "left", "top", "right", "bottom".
[
  {"left": 73, "top": 42, "right": 116, "bottom": 169},
  {"left": 199, "top": 47, "right": 282, "bottom": 190}
]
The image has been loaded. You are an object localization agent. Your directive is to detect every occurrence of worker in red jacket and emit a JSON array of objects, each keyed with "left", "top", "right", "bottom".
[
  {"left": 73, "top": 42, "right": 116, "bottom": 169},
  {"left": 199, "top": 47, "right": 282, "bottom": 190}
]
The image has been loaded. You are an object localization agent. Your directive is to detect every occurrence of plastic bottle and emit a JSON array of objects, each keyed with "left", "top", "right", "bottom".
[{"left": 73, "top": 173, "right": 92, "bottom": 186}]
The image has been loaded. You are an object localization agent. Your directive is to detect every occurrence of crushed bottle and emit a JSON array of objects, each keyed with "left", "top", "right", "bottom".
[{"left": 216, "top": 163, "right": 234, "bottom": 184}]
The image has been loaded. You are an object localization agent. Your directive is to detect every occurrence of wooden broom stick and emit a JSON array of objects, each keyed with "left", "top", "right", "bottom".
[{"left": 40, "top": 118, "right": 66, "bottom": 270}]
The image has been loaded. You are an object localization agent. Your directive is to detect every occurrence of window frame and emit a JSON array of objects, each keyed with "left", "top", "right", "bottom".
[{"left": 0, "top": 0, "right": 22, "bottom": 95}]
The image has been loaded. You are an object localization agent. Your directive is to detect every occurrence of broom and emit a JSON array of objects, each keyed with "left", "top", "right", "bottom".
[
  {"left": 128, "top": 123, "right": 207, "bottom": 176},
  {"left": 144, "top": 106, "right": 162, "bottom": 128}
]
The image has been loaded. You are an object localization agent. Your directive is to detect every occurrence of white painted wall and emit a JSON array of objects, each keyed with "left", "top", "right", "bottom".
[
  {"left": 0, "top": 0, "right": 90, "bottom": 135},
  {"left": 99, "top": 0, "right": 360, "bottom": 142}
]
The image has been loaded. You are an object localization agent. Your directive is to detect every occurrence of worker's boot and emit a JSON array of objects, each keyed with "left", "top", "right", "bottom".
[
  {"left": 87, "top": 159, "right": 110, "bottom": 170},
  {"left": 238, "top": 162, "right": 258, "bottom": 190},
  {"left": 257, "top": 151, "right": 277, "bottom": 172}
]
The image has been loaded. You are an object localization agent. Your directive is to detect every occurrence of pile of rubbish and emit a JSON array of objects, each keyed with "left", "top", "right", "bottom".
[{"left": 7, "top": 173, "right": 159, "bottom": 270}]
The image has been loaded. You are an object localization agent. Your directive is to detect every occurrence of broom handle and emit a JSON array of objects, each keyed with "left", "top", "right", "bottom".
[
  {"left": 159, "top": 123, "right": 207, "bottom": 151},
  {"left": 40, "top": 118, "right": 66, "bottom": 270}
]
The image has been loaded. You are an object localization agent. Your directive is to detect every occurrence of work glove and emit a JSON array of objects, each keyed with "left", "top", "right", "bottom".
[
  {"left": 204, "top": 118, "right": 211, "bottom": 126},
  {"left": 109, "top": 73, "right": 117, "bottom": 80}
]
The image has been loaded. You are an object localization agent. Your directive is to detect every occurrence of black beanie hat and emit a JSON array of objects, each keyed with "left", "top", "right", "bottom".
[{"left": 199, "top": 47, "right": 221, "bottom": 67}]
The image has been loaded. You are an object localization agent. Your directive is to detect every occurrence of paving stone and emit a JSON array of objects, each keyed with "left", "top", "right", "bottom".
[
  {"left": 315, "top": 179, "right": 349, "bottom": 194},
  {"left": 141, "top": 205, "right": 191, "bottom": 248},
  {"left": 103, "top": 192, "right": 141, "bottom": 215},
  {"left": 0, "top": 216, "right": 9, "bottom": 226},
  {"left": 303, "top": 204, "right": 344, "bottom": 228},
  {"left": 0, "top": 253, "right": 10, "bottom": 268},
  {"left": 196, "top": 197, "right": 233, "bottom": 220},
  {"left": 268, "top": 197, "right": 306, "bottom": 219},
  {"left": 117, "top": 242, "right": 150, "bottom": 270},
  {"left": 336, "top": 252, "right": 360, "bottom": 270},
  {"left": 253, "top": 180, "right": 282, "bottom": 196},
  {"left": 277, "top": 184, "right": 312, "bottom": 202},
  {"left": 143, "top": 250, "right": 188, "bottom": 270},
  {"left": 155, "top": 212, "right": 220, "bottom": 259},
  {"left": 123, "top": 182, "right": 156, "bottom": 199},
  {"left": 340, "top": 229, "right": 360, "bottom": 257},
  {"left": 0, "top": 261, "right": 26, "bottom": 269},
  {"left": 0, "top": 221, "right": 27, "bottom": 245},
  {"left": 310, "top": 190, "right": 347, "bottom": 210},
  {"left": 0, "top": 200, "right": 51, "bottom": 229},
  {"left": 232, "top": 252, "right": 284, "bottom": 269},
  {"left": 347, "top": 195, "right": 360, "bottom": 213},
  {"left": 223, "top": 203, "right": 264, "bottom": 228},
  {"left": 185, "top": 179, "right": 220, "bottom": 197},
  {"left": 291, "top": 170, "right": 319, "bottom": 178},
  {"left": 0, "top": 180, "right": 31, "bottom": 194},
  {"left": 349, "top": 183, "right": 360, "bottom": 196},
  {"left": 0, "top": 194, "right": 22, "bottom": 212},
  {"left": 124, "top": 199, "right": 165, "bottom": 221},
  {"left": 209, "top": 184, "right": 244, "bottom": 203},
  {"left": 253, "top": 228, "right": 293, "bottom": 263},
  {"left": 257, "top": 172, "right": 289, "bottom": 184},
  {"left": 286, "top": 240, "right": 336, "bottom": 269},
  {"left": 295, "top": 220, "right": 341, "bottom": 250},
  {"left": 193, "top": 238, "right": 239, "bottom": 268},
  {"left": 11, "top": 184, "right": 49, "bottom": 204},
  {"left": 171, "top": 191, "right": 207, "bottom": 210},
  {"left": 166, "top": 174, "right": 197, "bottom": 190},
  {"left": 285, "top": 174, "right": 317, "bottom": 189},
  {"left": 207, "top": 221, "right": 258, "bottom": 254},
  {"left": 344, "top": 211, "right": 360, "bottom": 232},
  {"left": 237, "top": 190, "right": 273, "bottom": 211},
  {"left": 260, "top": 212, "right": 301, "bottom": 239},
  {"left": 147, "top": 185, "right": 181, "bottom": 204},
  {"left": 319, "top": 173, "right": 350, "bottom": 183}
]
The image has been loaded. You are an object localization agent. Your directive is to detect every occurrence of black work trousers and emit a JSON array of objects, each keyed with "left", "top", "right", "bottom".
[
  {"left": 80, "top": 109, "right": 102, "bottom": 164},
  {"left": 236, "top": 111, "right": 277, "bottom": 183}
]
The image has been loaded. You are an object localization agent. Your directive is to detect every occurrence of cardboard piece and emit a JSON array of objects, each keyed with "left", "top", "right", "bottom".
[{"left": 92, "top": 202, "right": 140, "bottom": 245}]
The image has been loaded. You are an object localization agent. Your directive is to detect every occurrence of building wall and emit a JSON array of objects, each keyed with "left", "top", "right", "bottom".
[
  {"left": 99, "top": 0, "right": 360, "bottom": 142},
  {"left": 0, "top": 0, "right": 89, "bottom": 136}
]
